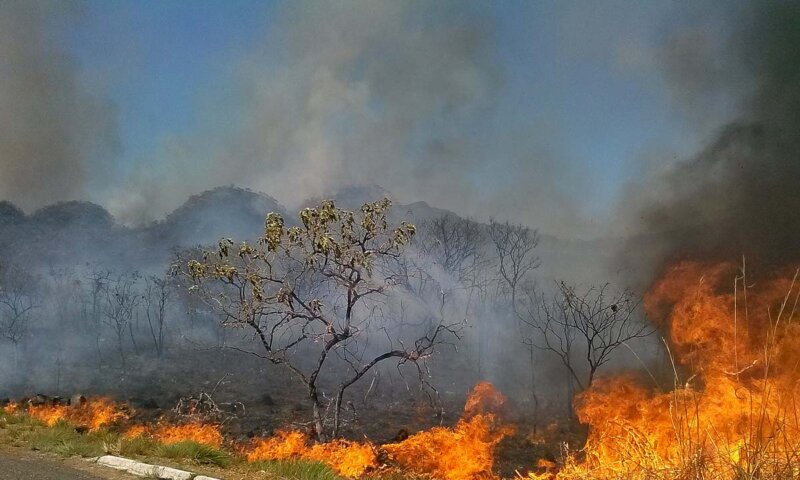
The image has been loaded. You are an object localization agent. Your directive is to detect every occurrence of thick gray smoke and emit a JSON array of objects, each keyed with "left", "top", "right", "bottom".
[
  {"left": 0, "top": 1, "right": 118, "bottom": 213},
  {"left": 623, "top": 1, "right": 800, "bottom": 273}
]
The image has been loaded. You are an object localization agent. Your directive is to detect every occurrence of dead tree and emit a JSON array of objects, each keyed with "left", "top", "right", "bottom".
[
  {"left": 521, "top": 281, "right": 652, "bottom": 392},
  {"left": 488, "top": 220, "right": 541, "bottom": 422},
  {"left": 82, "top": 268, "right": 111, "bottom": 368},
  {"left": 186, "top": 198, "right": 462, "bottom": 440},
  {"left": 488, "top": 219, "right": 540, "bottom": 305},
  {"left": 417, "top": 215, "right": 485, "bottom": 284},
  {"left": 0, "top": 263, "right": 41, "bottom": 365},
  {"left": 143, "top": 274, "right": 171, "bottom": 357},
  {"left": 101, "top": 271, "right": 141, "bottom": 370}
]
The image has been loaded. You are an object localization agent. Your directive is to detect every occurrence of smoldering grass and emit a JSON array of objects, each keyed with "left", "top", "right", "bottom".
[{"left": 156, "top": 440, "right": 231, "bottom": 467}]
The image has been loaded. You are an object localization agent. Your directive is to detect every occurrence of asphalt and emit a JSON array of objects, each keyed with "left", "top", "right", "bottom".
[{"left": 0, "top": 449, "right": 134, "bottom": 480}]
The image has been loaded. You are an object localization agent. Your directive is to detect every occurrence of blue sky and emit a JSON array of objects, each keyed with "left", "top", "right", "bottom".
[{"left": 5, "top": 1, "right": 742, "bottom": 237}]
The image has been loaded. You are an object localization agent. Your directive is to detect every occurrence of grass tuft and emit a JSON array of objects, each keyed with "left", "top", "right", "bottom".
[
  {"left": 156, "top": 440, "right": 231, "bottom": 467},
  {"left": 120, "top": 435, "right": 160, "bottom": 457},
  {"left": 249, "top": 459, "right": 343, "bottom": 480},
  {"left": 24, "top": 421, "right": 107, "bottom": 457}
]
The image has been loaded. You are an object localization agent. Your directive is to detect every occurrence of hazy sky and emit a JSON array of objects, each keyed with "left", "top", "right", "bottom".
[{"left": 0, "top": 1, "right": 751, "bottom": 238}]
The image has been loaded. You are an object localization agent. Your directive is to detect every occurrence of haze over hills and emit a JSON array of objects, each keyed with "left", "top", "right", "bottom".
[{"left": 0, "top": 185, "right": 621, "bottom": 285}]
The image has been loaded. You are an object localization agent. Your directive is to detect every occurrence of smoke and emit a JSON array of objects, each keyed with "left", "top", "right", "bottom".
[
  {"left": 0, "top": 0, "right": 118, "bottom": 213},
  {"left": 111, "top": 1, "right": 498, "bottom": 222},
  {"left": 622, "top": 1, "right": 800, "bottom": 271},
  {"left": 107, "top": 0, "right": 592, "bottom": 238}
]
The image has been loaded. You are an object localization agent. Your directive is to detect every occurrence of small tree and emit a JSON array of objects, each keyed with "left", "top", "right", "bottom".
[
  {"left": 520, "top": 282, "right": 651, "bottom": 392},
  {"left": 186, "top": 198, "right": 461, "bottom": 440},
  {"left": 101, "top": 271, "right": 141, "bottom": 370},
  {"left": 488, "top": 220, "right": 540, "bottom": 305},
  {"left": 417, "top": 214, "right": 486, "bottom": 285},
  {"left": 488, "top": 220, "right": 541, "bottom": 421},
  {"left": 143, "top": 274, "right": 171, "bottom": 357},
  {"left": 0, "top": 263, "right": 41, "bottom": 365}
]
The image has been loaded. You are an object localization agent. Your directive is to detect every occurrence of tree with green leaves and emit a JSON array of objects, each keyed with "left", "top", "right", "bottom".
[{"left": 185, "top": 198, "right": 461, "bottom": 439}]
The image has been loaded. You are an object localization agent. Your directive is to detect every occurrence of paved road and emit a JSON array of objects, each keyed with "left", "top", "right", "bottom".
[{"left": 0, "top": 450, "right": 134, "bottom": 480}]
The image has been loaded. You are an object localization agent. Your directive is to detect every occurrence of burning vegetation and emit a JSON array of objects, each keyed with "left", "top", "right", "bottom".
[
  {"left": 3, "top": 382, "right": 514, "bottom": 479},
  {"left": 0, "top": 1, "right": 798, "bottom": 479},
  {"left": 2, "top": 193, "right": 799, "bottom": 480},
  {"left": 3, "top": 195, "right": 799, "bottom": 480},
  {"left": 530, "top": 261, "right": 800, "bottom": 480}
]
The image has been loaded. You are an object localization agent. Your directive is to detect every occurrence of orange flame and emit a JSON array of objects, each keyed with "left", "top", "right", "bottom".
[
  {"left": 153, "top": 421, "right": 223, "bottom": 448},
  {"left": 27, "top": 397, "right": 128, "bottom": 432},
  {"left": 27, "top": 403, "right": 69, "bottom": 427},
  {"left": 541, "top": 261, "right": 800, "bottom": 480},
  {"left": 385, "top": 382, "right": 513, "bottom": 480},
  {"left": 247, "top": 429, "right": 377, "bottom": 477},
  {"left": 246, "top": 382, "right": 512, "bottom": 479},
  {"left": 385, "top": 414, "right": 514, "bottom": 480},
  {"left": 122, "top": 424, "right": 149, "bottom": 439}
]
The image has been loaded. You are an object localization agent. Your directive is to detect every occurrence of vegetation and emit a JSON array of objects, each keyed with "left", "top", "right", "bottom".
[
  {"left": 156, "top": 440, "right": 231, "bottom": 467},
  {"left": 185, "top": 198, "right": 462, "bottom": 439},
  {"left": 0, "top": 407, "right": 354, "bottom": 480}
]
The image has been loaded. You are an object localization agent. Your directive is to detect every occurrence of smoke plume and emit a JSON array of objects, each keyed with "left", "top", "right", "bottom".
[
  {"left": 624, "top": 1, "right": 800, "bottom": 271},
  {"left": 0, "top": 0, "right": 118, "bottom": 213},
  {"left": 107, "top": 1, "right": 592, "bottom": 238}
]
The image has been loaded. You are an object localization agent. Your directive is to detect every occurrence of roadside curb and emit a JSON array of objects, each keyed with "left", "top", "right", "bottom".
[{"left": 90, "top": 455, "right": 221, "bottom": 480}]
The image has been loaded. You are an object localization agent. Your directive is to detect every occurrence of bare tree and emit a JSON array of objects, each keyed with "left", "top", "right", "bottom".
[
  {"left": 488, "top": 220, "right": 541, "bottom": 422},
  {"left": 82, "top": 267, "right": 111, "bottom": 368},
  {"left": 521, "top": 281, "right": 652, "bottom": 392},
  {"left": 101, "top": 271, "right": 141, "bottom": 370},
  {"left": 488, "top": 219, "right": 540, "bottom": 305},
  {"left": 143, "top": 274, "right": 171, "bottom": 357},
  {"left": 417, "top": 215, "right": 485, "bottom": 284},
  {"left": 185, "top": 198, "right": 462, "bottom": 440},
  {"left": 0, "top": 263, "right": 41, "bottom": 365}
]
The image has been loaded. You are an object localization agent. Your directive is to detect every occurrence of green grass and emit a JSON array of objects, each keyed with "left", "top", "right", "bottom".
[
  {"left": 0, "top": 409, "right": 424, "bottom": 480},
  {"left": 249, "top": 459, "right": 343, "bottom": 480},
  {"left": 119, "top": 434, "right": 160, "bottom": 456},
  {"left": 24, "top": 421, "right": 111, "bottom": 457},
  {"left": 156, "top": 440, "right": 231, "bottom": 467},
  {"left": 0, "top": 410, "right": 42, "bottom": 429}
]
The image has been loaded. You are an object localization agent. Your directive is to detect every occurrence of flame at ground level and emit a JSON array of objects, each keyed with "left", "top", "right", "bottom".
[
  {"left": 1, "top": 382, "right": 513, "bottom": 479},
  {"left": 246, "top": 430, "right": 378, "bottom": 478},
  {"left": 152, "top": 422, "right": 224, "bottom": 448},
  {"left": 246, "top": 382, "right": 513, "bottom": 479},
  {"left": 121, "top": 421, "right": 224, "bottom": 449},
  {"left": 535, "top": 260, "right": 800, "bottom": 480},
  {"left": 384, "top": 413, "right": 514, "bottom": 480},
  {"left": 26, "top": 397, "right": 129, "bottom": 432}
]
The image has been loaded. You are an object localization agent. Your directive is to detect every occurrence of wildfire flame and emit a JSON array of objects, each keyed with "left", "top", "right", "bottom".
[
  {"left": 247, "top": 430, "right": 377, "bottom": 477},
  {"left": 2, "top": 402, "right": 18, "bottom": 414},
  {"left": 539, "top": 260, "right": 800, "bottom": 480},
  {"left": 26, "top": 397, "right": 129, "bottom": 432},
  {"left": 246, "top": 382, "right": 513, "bottom": 479},
  {"left": 152, "top": 421, "right": 224, "bottom": 448},
  {"left": 385, "top": 381, "right": 514, "bottom": 480}
]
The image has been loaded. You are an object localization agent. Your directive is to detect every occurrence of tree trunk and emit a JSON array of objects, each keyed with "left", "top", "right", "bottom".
[
  {"left": 116, "top": 331, "right": 127, "bottom": 371},
  {"left": 309, "top": 385, "right": 326, "bottom": 441},
  {"left": 332, "top": 390, "right": 344, "bottom": 438},
  {"left": 529, "top": 347, "right": 540, "bottom": 434}
]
